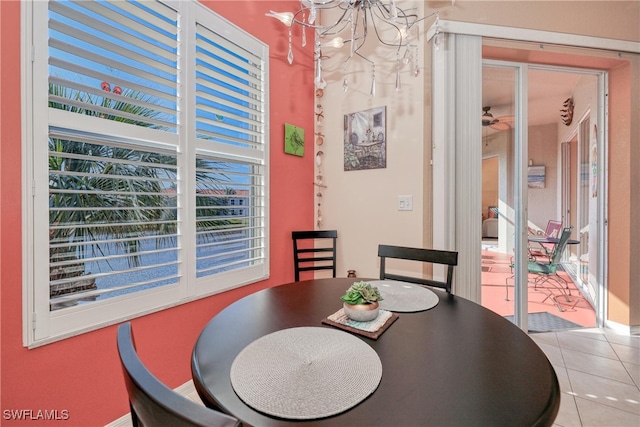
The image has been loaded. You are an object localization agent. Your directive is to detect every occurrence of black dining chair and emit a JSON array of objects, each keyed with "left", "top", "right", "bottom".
[
  {"left": 378, "top": 244, "right": 459, "bottom": 294},
  {"left": 292, "top": 230, "right": 337, "bottom": 281},
  {"left": 116, "top": 322, "right": 240, "bottom": 427}
]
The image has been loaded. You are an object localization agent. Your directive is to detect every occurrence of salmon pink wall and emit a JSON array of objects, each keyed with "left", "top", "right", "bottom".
[
  {"left": 607, "top": 61, "right": 635, "bottom": 327},
  {"left": 1, "top": 1, "right": 315, "bottom": 425}
]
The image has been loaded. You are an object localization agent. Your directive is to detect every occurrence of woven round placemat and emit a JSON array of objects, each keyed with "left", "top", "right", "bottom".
[
  {"left": 373, "top": 280, "right": 440, "bottom": 312},
  {"left": 230, "top": 327, "right": 382, "bottom": 420}
]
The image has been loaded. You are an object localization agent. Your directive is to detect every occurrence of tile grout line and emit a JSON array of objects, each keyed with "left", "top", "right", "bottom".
[
  {"left": 560, "top": 331, "right": 640, "bottom": 424},
  {"left": 605, "top": 335, "right": 640, "bottom": 392},
  {"left": 555, "top": 332, "right": 586, "bottom": 427},
  {"left": 558, "top": 333, "right": 637, "bottom": 386}
]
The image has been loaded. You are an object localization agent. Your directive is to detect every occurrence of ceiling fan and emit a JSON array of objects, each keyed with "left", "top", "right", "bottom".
[{"left": 482, "top": 106, "right": 512, "bottom": 131}]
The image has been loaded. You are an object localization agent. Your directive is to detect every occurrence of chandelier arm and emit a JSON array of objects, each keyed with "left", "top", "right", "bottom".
[
  {"left": 368, "top": 5, "right": 414, "bottom": 48},
  {"left": 306, "top": 0, "right": 340, "bottom": 6},
  {"left": 372, "top": 5, "right": 439, "bottom": 33},
  {"left": 372, "top": 1, "right": 418, "bottom": 24},
  {"left": 351, "top": 35, "right": 368, "bottom": 59},
  {"left": 336, "top": 6, "right": 367, "bottom": 59},
  {"left": 354, "top": 50, "right": 374, "bottom": 66},
  {"left": 317, "top": 22, "right": 352, "bottom": 38},
  {"left": 292, "top": 6, "right": 350, "bottom": 32},
  {"left": 368, "top": 15, "right": 406, "bottom": 49},
  {"left": 414, "top": 11, "right": 439, "bottom": 25},
  {"left": 318, "top": 16, "right": 349, "bottom": 36},
  {"left": 411, "top": 10, "right": 439, "bottom": 41}
]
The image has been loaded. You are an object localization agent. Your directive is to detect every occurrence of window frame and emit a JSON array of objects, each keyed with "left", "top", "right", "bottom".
[{"left": 22, "top": 0, "right": 270, "bottom": 347}]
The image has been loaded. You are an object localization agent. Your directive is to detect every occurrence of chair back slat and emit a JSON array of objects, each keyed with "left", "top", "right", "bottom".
[
  {"left": 378, "top": 245, "right": 458, "bottom": 294},
  {"left": 540, "top": 220, "right": 563, "bottom": 252},
  {"left": 549, "top": 226, "right": 573, "bottom": 266},
  {"left": 292, "top": 230, "right": 337, "bottom": 281},
  {"left": 545, "top": 220, "right": 563, "bottom": 238},
  {"left": 117, "top": 323, "right": 240, "bottom": 427}
]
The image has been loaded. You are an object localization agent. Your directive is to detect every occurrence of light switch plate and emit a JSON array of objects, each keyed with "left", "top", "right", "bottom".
[{"left": 398, "top": 195, "right": 413, "bottom": 211}]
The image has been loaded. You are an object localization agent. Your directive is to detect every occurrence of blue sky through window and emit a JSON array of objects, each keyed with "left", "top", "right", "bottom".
[{"left": 49, "top": 0, "right": 178, "bottom": 129}]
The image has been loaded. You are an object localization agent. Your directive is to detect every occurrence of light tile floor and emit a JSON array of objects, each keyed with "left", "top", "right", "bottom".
[
  {"left": 110, "top": 328, "right": 639, "bottom": 427},
  {"left": 530, "top": 328, "right": 640, "bottom": 427}
]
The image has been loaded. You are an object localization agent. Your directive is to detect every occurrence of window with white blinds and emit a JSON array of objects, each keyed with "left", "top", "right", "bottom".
[
  {"left": 47, "top": 129, "right": 180, "bottom": 310},
  {"left": 48, "top": 0, "right": 178, "bottom": 132},
  {"left": 195, "top": 23, "right": 265, "bottom": 150},
  {"left": 193, "top": 19, "right": 267, "bottom": 282},
  {"left": 25, "top": 0, "right": 269, "bottom": 346},
  {"left": 194, "top": 154, "right": 265, "bottom": 279}
]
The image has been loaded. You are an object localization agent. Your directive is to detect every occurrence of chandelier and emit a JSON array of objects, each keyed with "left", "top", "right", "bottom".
[{"left": 266, "top": 0, "right": 446, "bottom": 95}]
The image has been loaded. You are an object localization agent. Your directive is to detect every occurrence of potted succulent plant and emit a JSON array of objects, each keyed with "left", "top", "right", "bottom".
[{"left": 340, "top": 281, "right": 384, "bottom": 322}]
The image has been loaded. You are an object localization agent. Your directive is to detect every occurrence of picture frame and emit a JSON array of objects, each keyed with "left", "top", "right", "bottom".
[
  {"left": 284, "top": 123, "right": 305, "bottom": 157},
  {"left": 527, "top": 165, "right": 545, "bottom": 188},
  {"left": 343, "top": 106, "right": 386, "bottom": 171}
]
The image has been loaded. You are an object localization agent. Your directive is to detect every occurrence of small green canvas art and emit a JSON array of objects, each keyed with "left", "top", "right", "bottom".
[{"left": 284, "top": 123, "right": 305, "bottom": 156}]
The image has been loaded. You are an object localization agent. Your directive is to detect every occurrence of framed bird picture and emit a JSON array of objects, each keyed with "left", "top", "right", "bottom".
[{"left": 284, "top": 123, "right": 305, "bottom": 157}]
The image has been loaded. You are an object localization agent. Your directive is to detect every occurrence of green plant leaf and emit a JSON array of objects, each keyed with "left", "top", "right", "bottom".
[{"left": 340, "top": 281, "right": 383, "bottom": 304}]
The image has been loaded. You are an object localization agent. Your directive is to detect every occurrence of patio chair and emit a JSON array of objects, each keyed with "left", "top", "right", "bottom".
[
  {"left": 116, "top": 323, "right": 240, "bottom": 427},
  {"left": 528, "top": 219, "right": 562, "bottom": 261},
  {"left": 378, "top": 245, "right": 458, "bottom": 295},
  {"left": 292, "top": 230, "right": 337, "bottom": 281},
  {"left": 506, "top": 226, "right": 574, "bottom": 311}
]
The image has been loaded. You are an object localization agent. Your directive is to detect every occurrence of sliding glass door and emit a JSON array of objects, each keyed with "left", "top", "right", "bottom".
[
  {"left": 560, "top": 82, "right": 604, "bottom": 327},
  {"left": 481, "top": 61, "right": 530, "bottom": 328},
  {"left": 481, "top": 62, "right": 603, "bottom": 330},
  {"left": 433, "top": 32, "right": 606, "bottom": 331},
  {"left": 481, "top": 63, "right": 526, "bottom": 326}
]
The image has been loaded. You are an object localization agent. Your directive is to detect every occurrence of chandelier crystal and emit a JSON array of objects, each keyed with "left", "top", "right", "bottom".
[{"left": 266, "top": 0, "right": 447, "bottom": 95}]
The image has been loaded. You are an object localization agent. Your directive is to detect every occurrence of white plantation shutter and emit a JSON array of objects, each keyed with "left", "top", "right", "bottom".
[
  {"left": 47, "top": 128, "right": 180, "bottom": 310},
  {"left": 193, "top": 14, "right": 267, "bottom": 286},
  {"left": 47, "top": 0, "right": 178, "bottom": 132},
  {"left": 195, "top": 154, "right": 266, "bottom": 280},
  {"left": 195, "top": 23, "right": 265, "bottom": 149},
  {"left": 26, "top": 0, "right": 269, "bottom": 346}
]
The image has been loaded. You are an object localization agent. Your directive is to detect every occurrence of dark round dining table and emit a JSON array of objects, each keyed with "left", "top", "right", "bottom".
[{"left": 192, "top": 278, "right": 560, "bottom": 426}]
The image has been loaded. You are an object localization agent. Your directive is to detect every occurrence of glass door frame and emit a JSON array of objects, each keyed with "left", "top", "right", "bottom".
[
  {"left": 432, "top": 25, "right": 611, "bottom": 331},
  {"left": 558, "top": 68, "right": 609, "bottom": 328},
  {"left": 482, "top": 59, "right": 529, "bottom": 328}
]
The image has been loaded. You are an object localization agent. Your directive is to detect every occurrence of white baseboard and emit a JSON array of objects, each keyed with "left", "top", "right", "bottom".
[
  {"left": 604, "top": 319, "right": 639, "bottom": 336},
  {"left": 105, "top": 413, "right": 130, "bottom": 427},
  {"left": 105, "top": 380, "right": 195, "bottom": 426},
  {"left": 174, "top": 381, "right": 196, "bottom": 396}
]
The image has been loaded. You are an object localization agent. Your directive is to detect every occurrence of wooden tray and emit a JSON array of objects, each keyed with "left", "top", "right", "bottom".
[{"left": 321, "top": 312, "right": 399, "bottom": 340}]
